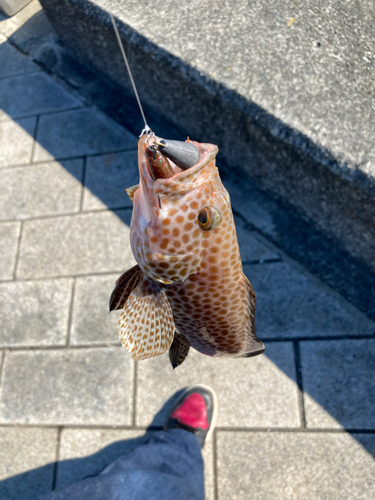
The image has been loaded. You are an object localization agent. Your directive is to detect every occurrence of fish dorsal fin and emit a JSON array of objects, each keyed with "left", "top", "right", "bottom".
[
  {"left": 110, "top": 265, "right": 144, "bottom": 311},
  {"left": 126, "top": 184, "right": 139, "bottom": 203},
  {"left": 169, "top": 331, "right": 190, "bottom": 369},
  {"left": 118, "top": 277, "right": 175, "bottom": 360}
]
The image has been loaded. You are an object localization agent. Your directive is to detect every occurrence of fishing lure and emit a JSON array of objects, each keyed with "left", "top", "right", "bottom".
[{"left": 108, "top": 14, "right": 265, "bottom": 367}]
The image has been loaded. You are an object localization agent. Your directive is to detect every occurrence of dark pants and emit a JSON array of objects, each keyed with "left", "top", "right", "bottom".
[{"left": 40, "top": 429, "right": 205, "bottom": 500}]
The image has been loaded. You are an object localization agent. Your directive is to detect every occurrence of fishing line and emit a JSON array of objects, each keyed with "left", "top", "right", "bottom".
[{"left": 110, "top": 13, "right": 151, "bottom": 136}]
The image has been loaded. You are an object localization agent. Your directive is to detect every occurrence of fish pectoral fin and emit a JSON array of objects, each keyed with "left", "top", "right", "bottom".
[
  {"left": 169, "top": 331, "right": 191, "bottom": 369},
  {"left": 118, "top": 277, "right": 175, "bottom": 361},
  {"left": 125, "top": 184, "right": 139, "bottom": 203},
  {"left": 241, "top": 273, "right": 265, "bottom": 357},
  {"left": 110, "top": 265, "right": 144, "bottom": 311}
]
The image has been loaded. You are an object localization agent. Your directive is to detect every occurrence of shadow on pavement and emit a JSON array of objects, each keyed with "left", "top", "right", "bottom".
[{"left": 0, "top": 392, "right": 182, "bottom": 499}]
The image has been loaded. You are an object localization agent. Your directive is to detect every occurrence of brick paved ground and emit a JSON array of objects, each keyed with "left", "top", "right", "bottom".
[{"left": 0, "top": 6, "right": 375, "bottom": 499}]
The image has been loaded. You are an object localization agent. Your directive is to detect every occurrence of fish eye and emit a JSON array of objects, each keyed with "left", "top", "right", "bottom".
[
  {"left": 198, "top": 208, "right": 209, "bottom": 226},
  {"left": 197, "top": 206, "right": 221, "bottom": 231}
]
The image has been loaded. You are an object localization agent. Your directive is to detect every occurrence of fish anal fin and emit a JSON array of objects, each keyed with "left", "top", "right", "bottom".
[
  {"left": 118, "top": 277, "right": 175, "bottom": 361},
  {"left": 126, "top": 184, "right": 139, "bottom": 203},
  {"left": 241, "top": 273, "right": 265, "bottom": 357},
  {"left": 110, "top": 265, "right": 144, "bottom": 311},
  {"left": 169, "top": 331, "right": 191, "bottom": 369}
]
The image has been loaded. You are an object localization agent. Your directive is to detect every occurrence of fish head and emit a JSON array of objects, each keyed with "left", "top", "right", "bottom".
[{"left": 130, "top": 135, "right": 231, "bottom": 285}]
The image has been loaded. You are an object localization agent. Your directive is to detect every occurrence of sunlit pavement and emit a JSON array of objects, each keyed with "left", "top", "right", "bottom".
[{"left": 0, "top": 4, "right": 374, "bottom": 500}]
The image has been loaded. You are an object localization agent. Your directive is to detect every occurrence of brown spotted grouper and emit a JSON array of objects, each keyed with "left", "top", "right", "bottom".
[{"left": 110, "top": 133, "right": 264, "bottom": 367}]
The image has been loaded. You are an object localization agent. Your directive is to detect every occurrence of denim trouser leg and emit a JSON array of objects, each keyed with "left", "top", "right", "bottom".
[{"left": 39, "top": 429, "right": 205, "bottom": 500}]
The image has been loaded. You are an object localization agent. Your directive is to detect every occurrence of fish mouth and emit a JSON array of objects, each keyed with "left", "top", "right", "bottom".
[{"left": 138, "top": 135, "right": 219, "bottom": 210}]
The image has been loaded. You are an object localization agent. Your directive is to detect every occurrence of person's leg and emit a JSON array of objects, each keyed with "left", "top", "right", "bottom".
[{"left": 39, "top": 385, "right": 217, "bottom": 500}]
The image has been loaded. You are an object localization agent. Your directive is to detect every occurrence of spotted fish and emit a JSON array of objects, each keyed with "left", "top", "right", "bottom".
[{"left": 110, "top": 134, "right": 265, "bottom": 367}]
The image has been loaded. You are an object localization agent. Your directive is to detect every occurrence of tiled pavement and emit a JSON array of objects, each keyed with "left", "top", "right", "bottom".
[{"left": 1, "top": 7, "right": 375, "bottom": 500}]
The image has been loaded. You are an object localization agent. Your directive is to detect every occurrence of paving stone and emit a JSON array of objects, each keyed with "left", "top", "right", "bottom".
[
  {"left": 55, "top": 427, "right": 214, "bottom": 499},
  {"left": 301, "top": 339, "right": 375, "bottom": 429},
  {"left": 136, "top": 342, "right": 299, "bottom": 428},
  {"left": 0, "top": 278, "right": 72, "bottom": 347},
  {"left": 16, "top": 209, "right": 136, "bottom": 279},
  {"left": 33, "top": 108, "right": 137, "bottom": 161},
  {"left": 0, "top": 347, "right": 133, "bottom": 425},
  {"left": 216, "top": 431, "right": 375, "bottom": 500},
  {"left": 0, "top": 159, "right": 83, "bottom": 220},
  {"left": 0, "top": 40, "right": 41, "bottom": 79},
  {"left": 82, "top": 150, "right": 139, "bottom": 211},
  {"left": 244, "top": 261, "right": 375, "bottom": 339},
  {"left": 70, "top": 274, "right": 122, "bottom": 346},
  {"left": 0, "top": 222, "right": 20, "bottom": 280},
  {"left": 0, "top": 72, "right": 81, "bottom": 120},
  {"left": 235, "top": 216, "right": 280, "bottom": 263},
  {"left": 0, "top": 426, "right": 57, "bottom": 500},
  {"left": 0, "top": 116, "right": 36, "bottom": 167}
]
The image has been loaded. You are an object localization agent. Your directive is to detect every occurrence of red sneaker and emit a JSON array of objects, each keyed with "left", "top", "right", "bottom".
[{"left": 164, "top": 385, "right": 218, "bottom": 448}]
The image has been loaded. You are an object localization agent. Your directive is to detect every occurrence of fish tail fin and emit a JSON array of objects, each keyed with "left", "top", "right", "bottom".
[
  {"left": 240, "top": 273, "right": 265, "bottom": 358},
  {"left": 118, "top": 277, "right": 175, "bottom": 361},
  {"left": 169, "top": 331, "right": 191, "bottom": 369},
  {"left": 109, "top": 264, "right": 144, "bottom": 311}
]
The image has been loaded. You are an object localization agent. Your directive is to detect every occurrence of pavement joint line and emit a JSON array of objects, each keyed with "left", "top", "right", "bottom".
[
  {"left": 242, "top": 258, "right": 282, "bottom": 265},
  {"left": 1, "top": 335, "right": 374, "bottom": 351},
  {"left": 2, "top": 344, "right": 122, "bottom": 351},
  {"left": 66, "top": 279, "right": 77, "bottom": 347},
  {"left": 0, "top": 423, "right": 153, "bottom": 430},
  {"left": 52, "top": 426, "right": 63, "bottom": 491},
  {"left": 12, "top": 220, "right": 24, "bottom": 280},
  {"left": 30, "top": 114, "right": 40, "bottom": 163},
  {"left": 0, "top": 422, "right": 373, "bottom": 433},
  {"left": 0, "top": 105, "right": 85, "bottom": 124},
  {"left": 213, "top": 427, "right": 375, "bottom": 434},
  {"left": 5, "top": 269, "right": 127, "bottom": 282},
  {"left": 260, "top": 334, "right": 375, "bottom": 342},
  {"left": 79, "top": 157, "right": 87, "bottom": 212},
  {"left": 0, "top": 70, "right": 42, "bottom": 82},
  {"left": 0, "top": 205, "right": 133, "bottom": 224},
  {"left": 132, "top": 361, "right": 138, "bottom": 427},
  {"left": 212, "top": 428, "right": 219, "bottom": 500},
  {"left": 0, "top": 145, "right": 138, "bottom": 170},
  {"left": 0, "top": 350, "right": 5, "bottom": 390},
  {"left": 293, "top": 341, "right": 306, "bottom": 428}
]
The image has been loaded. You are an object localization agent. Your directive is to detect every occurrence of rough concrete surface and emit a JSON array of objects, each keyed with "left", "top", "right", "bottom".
[
  {"left": 0, "top": 221, "right": 20, "bottom": 279},
  {"left": 217, "top": 432, "right": 375, "bottom": 500},
  {"left": 0, "top": 5, "right": 374, "bottom": 499}
]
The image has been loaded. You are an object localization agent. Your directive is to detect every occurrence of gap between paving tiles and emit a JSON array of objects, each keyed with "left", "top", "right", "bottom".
[
  {"left": 0, "top": 206, "right": 134, "bottom": 224},
  {"left": 1, "top": 336, "right": 374, "bottom": 351},
  {"left": 0, "top": 423, "right": 373, "bottom": 433},
  {"left": 51, "top": 426, "right": 62, "bottom": 491},
  {"left": 293, "top": 341, "right": 307, "bottom": 428},
  {"left": 66, "top": 279, "right": 77, "bottom": 347}
]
